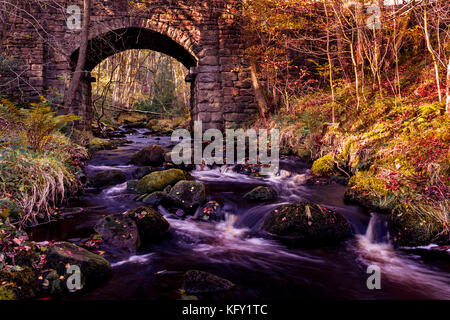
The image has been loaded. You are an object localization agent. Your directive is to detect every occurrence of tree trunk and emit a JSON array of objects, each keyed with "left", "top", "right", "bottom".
[
  {"left": 64, "top": 0, "right": 92, "bottom": 113},
  {"left": 423, "top": 0, "right": 442, "bottom": 103},
  {"left": 446, "top": 57, "right": 450, "bottom": 114},
  {"left": 250, "top": 59, "right": 268, "bottom": 122}
]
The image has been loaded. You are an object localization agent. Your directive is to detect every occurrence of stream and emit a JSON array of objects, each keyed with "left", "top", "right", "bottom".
[{"left": 30, "top": 128, "right": 450, "bottom": 300}]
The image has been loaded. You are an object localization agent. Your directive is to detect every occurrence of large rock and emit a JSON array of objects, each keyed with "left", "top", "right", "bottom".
[
  {"left": 244, "top": 186, "right": 276, "bottom": 202},
  {"left": 45, "top": 242, "right": 112, "bottom": 286},
  {"left": 263, "top": 202, "right": 352, "bottom": 244},
  {"left": 388, "top": 211, "right": 447, "bottom": 247},
  {"left": 142, "top": 191, "right": 173, "bottom": 207},
  {"left": 126, "top": 206, "right": 170, "bottom": 245},
  {"left": 94, "top": 214, "right": 140, "bottom": 252},
  {"left": 131, "top": 145, "right": 165, "bottom": 167},
  {"left": 137, "top": 169, "right": 186, "bottom": 194},
  {"left": 182, "top": 270, "right": 234, "bottom": 294},
  {"left": 87, "top": 138, "right": 115, "bottom": 153},
  {"left": 168, "top": 180, "right": 206, "bottom": 212},
  {"left": 91, "top": 170, "right": 126, "bottom": 188}
]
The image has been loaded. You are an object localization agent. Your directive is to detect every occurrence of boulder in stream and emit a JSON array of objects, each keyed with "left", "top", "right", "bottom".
[
  {"left": 94, "top": 214, "right": 140, "bottom": 252},
  {"left": 137, "top": 169, "right": 186, "bottom": 194},
  {"left": 193, "top": 201, "right": 224, "bottom": 222},
  {"left": 126, "top": 206, "right": 170, "bottom": 245},
  {"left": 87, "top": 138, "right": 115, "bottom": 153},
  {"left": 263, "top": 202, "right": 352, "bottom": 245},
  {"left": 142, "top": 191, "right": 173, "bottom": 206},
  {"left": 244, "top": 186, "right": 276, "bottom": 202},
  {"left": 182, "top": 270, "right": 234, "bottom": 294},
  {"left": 168, "top": 180, "right": 206, "bottom": 212},
  {"left": 91, "top": 170, "right": 126, "bottom": 188},
  {"left": 131, "top": 145, "right": 165, "bottom": 167},
  {"left": 45, "top": 242, "right": 112, "bottom": 287}
]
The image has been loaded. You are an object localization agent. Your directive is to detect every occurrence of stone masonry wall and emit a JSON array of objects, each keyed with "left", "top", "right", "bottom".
[{"left": 0, "top": 0, "right": 256, "bottom": 130}]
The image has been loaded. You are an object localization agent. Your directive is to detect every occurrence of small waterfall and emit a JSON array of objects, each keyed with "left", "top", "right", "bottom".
[{"left": 365, "top": 212, "right": 389, "bottom": 244}]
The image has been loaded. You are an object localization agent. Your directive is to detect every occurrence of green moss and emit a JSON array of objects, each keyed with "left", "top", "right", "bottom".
[
  {"left": 87, "top": 138, "right": 114, "bottom": 153},
  {"left": 0, "top": 286, "right": 16, "bottom": 300},
  {"left": 311, "top": 153, "right": 336, "bottom": 176},
  {"left": 344, "top": 171, "right": 394, "bottom": 211},
  {"left": 137, "top": 169, "right": 186, "bottom": 194},
  {"left": 389, "top": 210, "right": 446, "bottom": 247}
]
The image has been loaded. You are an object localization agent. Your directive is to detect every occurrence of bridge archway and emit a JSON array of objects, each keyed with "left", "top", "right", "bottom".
[
  {"left": 1, "top": 0, "right": 257, "bottom": 130},
  {"left": 69, "top": 26, "right": 199, "bottom": 129}
]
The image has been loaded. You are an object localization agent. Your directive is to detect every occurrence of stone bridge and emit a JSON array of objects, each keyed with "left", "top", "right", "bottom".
[{"left": 0, "top": 0, "right": 256, "bottom": 130}]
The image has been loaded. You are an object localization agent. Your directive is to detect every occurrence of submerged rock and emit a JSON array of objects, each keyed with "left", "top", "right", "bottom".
[
  {"left": 137, "top": 169, "right": 186, "bottom": 194},
  {"left": 94, "top": 214, "right": 140, "bottom": 252},
  {"left": 168, "top": 180, "right": 206, "bottom": 212},
  {"left": 126, "top": 206, "right": 170, "bottom": 245},
  {"left": 244, "top": 186, "right": 276, "bottom": 202},
  {"left": 182, "top": 270, "right": 234, "bottom": 294},
  {"left": 263, "top": 202, "right": 352, "bottom": 244},
  {"left": 91, "top": 170, "right": 126, "bottom": 188},
  {"left": 45, "top": 242, "right": 111, "bottom": 286},
  {"left": 131, "top": 145, "right": 165, "bottom": 167}
]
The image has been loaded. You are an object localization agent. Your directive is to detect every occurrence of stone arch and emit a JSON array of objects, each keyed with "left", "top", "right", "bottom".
[
  {"left": 1, "top": 0, "right": 257, "bottom": 131},
  {"left": 68, "top": 21, "right": 203, "bottom": 129}
]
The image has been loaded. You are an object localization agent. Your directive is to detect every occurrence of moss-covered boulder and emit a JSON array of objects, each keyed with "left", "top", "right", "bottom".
[
  {"left": 131, "top": 145, "right": 165, "bottom": 167},
  {"left": 311, "top": 153, "right": 336, "bottom": 176},
  {"left": 388, "top": 211, "right": 447, "bottom": 247},
  {"left": 244, "top": 186, "right": 276, "bottom": 202},
  {"left": 117, "top": 112, "right": 148, "bottom": 125},
  {"left": 126, "top": 206, "right": 170, "bottom": 245},
  {"left": 344, "top": 171, "right": 393, "bottom": 211},
  {"left": 87, "top": 138, "right": 115, "bottom": 153},
  {"left": 45, "top": 242, "right": 112, "bottom": 286},
  {"left": 91, "top": 170, "right": 126, "bottom": 188},
  {"left": 0, "top": 266, "right": 37, "bottom": 300},
  {"left": 168, "top": 180, "right": 206, "bottom": 211},
  {"left": 182, "top": 270, "right": 234, "bottom": 294},
  {"left": 137, "top": 169, "right": 186, "bottom": 194},
  {"left": 263, "top": 202, "right": 352, "bottom": 244},
  {"left": 94, "top": 214, "right": 140, "bottom": 252}
]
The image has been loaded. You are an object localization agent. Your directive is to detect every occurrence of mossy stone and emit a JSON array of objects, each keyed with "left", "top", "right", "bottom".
[
  {"left": 137, "top": 169, "right": 186, "bottom": 194},
  {"left": 263, "top": 202, "right": 352, "bottom": 245},
  {"left": 126, "top": 206, "right": 170, "bottom": 245},
  {"left": 45, "top": 242, "right": 111, "bottom": 287}
]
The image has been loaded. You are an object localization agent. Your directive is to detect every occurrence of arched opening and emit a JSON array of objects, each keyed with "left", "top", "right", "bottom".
[{"left": 69, "top": 27, "right": 198, "bottom": 130}]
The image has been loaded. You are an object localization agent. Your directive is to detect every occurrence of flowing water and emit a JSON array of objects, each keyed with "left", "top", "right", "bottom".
[{"left": 30, "top": 128, "right": 450, "bottom": 300}]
